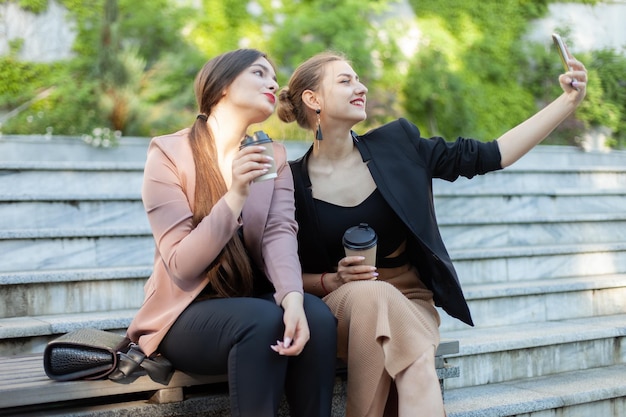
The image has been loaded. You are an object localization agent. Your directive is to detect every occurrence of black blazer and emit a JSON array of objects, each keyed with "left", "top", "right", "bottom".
[{"left": 290, "top": 118, "right": 502, "bottom": 326}]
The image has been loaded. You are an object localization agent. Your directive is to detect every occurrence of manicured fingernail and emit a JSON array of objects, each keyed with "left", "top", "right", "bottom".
[
  {"left": 270, "top": 345, "right": 279, "bottom": 352},
  {"left": 283, "top": 337, "right": 292, "bottom": 348}
]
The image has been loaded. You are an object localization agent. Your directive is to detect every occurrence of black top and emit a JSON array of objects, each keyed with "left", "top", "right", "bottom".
[
  {"left": 290, "top": 118, "right": 502, "bottom": 326},
  {"left": 314, "top": 189, "right": 408, "bottom": 268}
]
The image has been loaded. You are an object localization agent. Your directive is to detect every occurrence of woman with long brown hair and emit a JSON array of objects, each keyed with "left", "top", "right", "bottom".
[{"left": 127, "top": 49, "right": 337, "bottom": 417}]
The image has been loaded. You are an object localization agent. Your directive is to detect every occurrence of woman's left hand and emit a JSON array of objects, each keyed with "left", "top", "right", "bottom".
[
  {"left": 560, "top": 56, "right": 587, "bottom": 105},
  {"left": 271, "top": 292, "right": 310, "bottom": 356}
]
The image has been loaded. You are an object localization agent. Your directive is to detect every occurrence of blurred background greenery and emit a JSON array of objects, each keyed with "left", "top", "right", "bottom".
[{"left": 0, "top": 0, "right": 624, "bottom": 148}]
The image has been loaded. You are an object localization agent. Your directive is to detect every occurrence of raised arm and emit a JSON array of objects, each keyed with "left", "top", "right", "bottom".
[{"left": 497, "top": 57, "right": 587, "bottom": 168}]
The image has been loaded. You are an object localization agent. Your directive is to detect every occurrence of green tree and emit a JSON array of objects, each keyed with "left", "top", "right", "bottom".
[
  {"left": 1, "top": 0, "right": 196, "bottom": 137},
  {"left": 258, "top": 0, "right": 406, "bottom": 138},
  {"left": 402, "top": 0, "right": 541, "bottom": 140}
]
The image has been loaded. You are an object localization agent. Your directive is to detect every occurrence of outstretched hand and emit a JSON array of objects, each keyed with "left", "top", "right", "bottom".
[{"left": 560, "top": 56, "right": 587, "bottom": 105}]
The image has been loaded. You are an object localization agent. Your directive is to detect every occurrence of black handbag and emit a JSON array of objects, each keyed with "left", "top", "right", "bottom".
[{"left": 43, "top": 327, "right": 173, "bottom": 385}]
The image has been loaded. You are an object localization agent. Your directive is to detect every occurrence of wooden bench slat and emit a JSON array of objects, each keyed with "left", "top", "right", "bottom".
[
  {"left": 0, "top": 354, "right": 227, "bottom": 409},
  {"left": 0, "top": 339, "right": 460, "bottom": 410}
]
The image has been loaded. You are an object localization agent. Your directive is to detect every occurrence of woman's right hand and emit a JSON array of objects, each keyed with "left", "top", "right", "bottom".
[
  {"left": 330, "top": 256, "right": 378, "bottom": 288},
  {"left": 230, "top": 145, "right": 274, "bottom": 197},
  {"left": 223, "top": 145, "right": 274, "bottom": 213}
]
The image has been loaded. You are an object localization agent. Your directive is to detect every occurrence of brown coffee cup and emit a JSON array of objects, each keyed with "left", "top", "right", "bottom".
[
  {"left": 342, "top": 223, "right": 378, "bottom": 266},
  {"left": 240, "top": 130, "right": 277, "bottom": 182}
]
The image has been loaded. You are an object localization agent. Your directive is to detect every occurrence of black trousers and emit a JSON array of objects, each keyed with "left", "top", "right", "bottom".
[{"left": 160, "top": 293, "right": 337, "bottom": 417}]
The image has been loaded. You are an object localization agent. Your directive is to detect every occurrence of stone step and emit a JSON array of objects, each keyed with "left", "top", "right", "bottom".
[
  {"left": 438, "top": 273, "right": 626, "bottom": 332},
  {"left": 445, "top": 363, "right": 626, "bottom": 417},
  {"left": 0, "top": 163, "right": 143, "bottom": 199},
  {"left": 2, "top": 159, "right": 625, "bottom": 199},
  {"left": 1, "top": 308, "right": 623, "bottom": 392},
  {"left": 0, "top": 136, "right": 150, "bottom": 163},
  {"left": 0, "top": 234, "right": 154, "bottom": 272},
  {"left": 0, "top": 135, "right": 310, "bottom": 164},
  {"left": 0, "top": 232, "right": 624, "bottom": 280},
  {"left": 0, "top": 200, "right": 147, "bottom": 230},
  {"left": 0, "top": 266, "right": 151, "bottom": 318},
  {"left": 1, "top": 191, "right": 624, "bottom": 232},
  {"left": 3, "top": 210, "right": 624, "bottom": 250},
  {"left": 434, "top": 190, "right": 626, "bottom": 220},
  {"left": 441, "top": 313, "right": 626, "bottom": 389},
  {"left": 0, "top": 309, "right": 135, "bottom": 356},
  {"left": 2, "top": 261, "right": 623, "bottom": 329},
  {"left": 1, "top": 166, "right": 623, "bottom": 203},
  {"left": 451, "top": 241, "right": 626, "bottom": 284},
  {"left": 433, "top": 165, "right": 626, "bottom": 194},
  {"left": 3, "top": 136, "right": 626, "bottom": 167},
  {"left": 439, "top": 213, "right": 626, "bottom": 249}
]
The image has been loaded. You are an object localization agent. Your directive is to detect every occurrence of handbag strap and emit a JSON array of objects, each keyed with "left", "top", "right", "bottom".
[{"left": 108, "top": 343, "right": 173, "bottom": 385}]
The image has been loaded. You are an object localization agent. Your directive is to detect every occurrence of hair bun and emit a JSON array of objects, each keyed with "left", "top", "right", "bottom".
[{"left": 277, "top": 88, "right": 297, "bottom": 123}]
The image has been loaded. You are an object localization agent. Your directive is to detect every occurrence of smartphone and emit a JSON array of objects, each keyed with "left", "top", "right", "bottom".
[
  {"left": 551, "top": 33, "right": 571, "bottom": 71},
  {"left": 552, "top": 33, "right": 578, "bottom": 90}
]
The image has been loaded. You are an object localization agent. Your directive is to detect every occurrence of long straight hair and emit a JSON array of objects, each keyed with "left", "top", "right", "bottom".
[{"left": 188, "top": 49, "right": 268, "bottom": 298}]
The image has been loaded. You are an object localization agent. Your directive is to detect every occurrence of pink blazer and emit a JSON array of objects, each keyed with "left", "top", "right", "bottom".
[{"left": 127, "top": 129, "right": 303, "bottom": 356}]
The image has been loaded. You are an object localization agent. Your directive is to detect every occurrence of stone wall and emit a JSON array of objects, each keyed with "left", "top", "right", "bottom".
[
  {"left": 526, "top": 1, "right": 626, "bottom": 54},
  {"left": 0, "top": 0, "right": 75, "bottom": 62}
]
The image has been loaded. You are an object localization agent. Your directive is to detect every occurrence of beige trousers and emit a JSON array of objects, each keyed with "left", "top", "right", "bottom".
[{"left": 323, "top": 266, "right": 441, "bottom": 417}]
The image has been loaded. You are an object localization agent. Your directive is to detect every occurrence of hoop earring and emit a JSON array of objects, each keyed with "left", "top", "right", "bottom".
[{"left": 315, "top": 109, "right": 323, "bottom": 141}]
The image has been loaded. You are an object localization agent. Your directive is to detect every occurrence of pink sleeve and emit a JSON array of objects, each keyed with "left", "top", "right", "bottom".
[
  {"left": 260, "top": 145, "right": 304, "bottom": 304},
  {"left": 142, "top": 139, "right": 240, "bottom": 288}
]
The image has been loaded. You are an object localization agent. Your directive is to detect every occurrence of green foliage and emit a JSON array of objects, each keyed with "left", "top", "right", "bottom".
[
  {"left": 266, "top": 0, "right": 382, "bottom": 81},
  {"left": 1, "top": 0, "right": 624, "bottom": 149},
  {"left": 577, "top": 49, "right": 626, "bottom": 147},
  {"left": 1, "top": 0, "right": 199, "bottom": 138},
  {"left": 519, "top": 37, "right": 626, "bottom": 148},
  {"left": 259, "top": 0, "right": 407, "bottom": 137},
  {"left": 403, "top": 0, "right": 536, "bottom": 139},
  {"left": 185, "top": 0, "right": 258, "bottom": 57},
  {"left": 130, "top": 48, "right": 207, "bottom": 137},
  {"left": 0, "top": 56, "right": 49, "bottom": 107},
  {"left": 0, "top": 0, "right": 48, "bottom": 14}
]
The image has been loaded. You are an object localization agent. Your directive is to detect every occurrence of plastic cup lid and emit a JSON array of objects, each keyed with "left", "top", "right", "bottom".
[
  {"left": 342, "top": 223, "right": 377, "bottom": 250},
  {"left": 240, "top": 130, "right": 273, "bottom": 148}
]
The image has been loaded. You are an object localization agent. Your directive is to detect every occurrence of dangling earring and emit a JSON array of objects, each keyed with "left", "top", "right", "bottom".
[{"left": 315, "top": 109, "right": 323, "bottom": 141}]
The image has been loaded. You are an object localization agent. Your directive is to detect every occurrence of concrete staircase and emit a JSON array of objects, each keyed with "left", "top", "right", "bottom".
[
  {"left": 433, "top": 147, "right": 626, "bottom": 416},
  {"left": 1, "top": 135, "right": 625, "bottom": 416}
]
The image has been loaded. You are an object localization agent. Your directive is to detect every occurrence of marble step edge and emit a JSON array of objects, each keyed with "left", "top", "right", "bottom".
[
  {"left": 461, "top": 273, "right": 626, "bottom": 301},
  {"left": 0, "top": 227, "right": 151, "bottom": 239},
  {"left": 441, "top": 313, "right": 626, "bottom": 357},
  {"left": 0, "top": 193, "right": 141, "bottom": 202},
  {"left": 450, "top": 240, "right": 626, "bottom": 261},
  {"left": 439, "top": 211, "right": 626, "bottom": 226},
  {"left": 2, "top": 267, "right": 622, "bottom": 305},
  {"left": 0, "top": 309, "right": 137, "bottom": 340},
  {"left": 1, "top": 306, "right": 623, "bottom": 355},
  {"left": 2, "top": 211, "right": 626, "bottom": 232},
  {"left": 0, "top": 160, "right": 145, "bottom": 171},
  {"left": 445, "top": 363, "right": 626, "bottom": 417},
  {"left": 0, "top": 231, "right": 626, "bottom": 261},
  {"left": 0, "top": 266, "right": 152, "bottom": 285},
  {"left": 0, "top": 310, "right": 460, "bottom": 360},
  {"left": 3, "top": 157, "right": 626, "bottom": 172},
  {"left": 433, "top": 187, "right": 626, "bottom": 197},
  {"left": 2, "top": 187, "right": 625, "bottom": 203}
]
